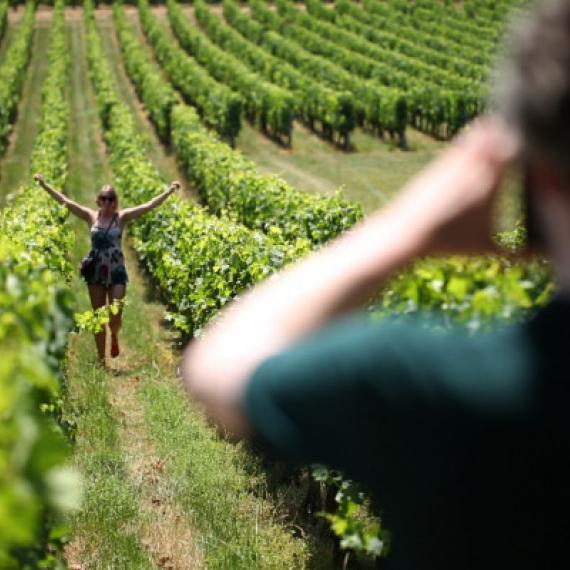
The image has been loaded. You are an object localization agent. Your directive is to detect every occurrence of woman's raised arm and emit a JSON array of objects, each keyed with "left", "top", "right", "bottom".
[
  {"left": 34, "top": 174, "right": 94, "bottom": 223},
  {"left": 120, "top": 181, "right": 179, "bottom": 223}
]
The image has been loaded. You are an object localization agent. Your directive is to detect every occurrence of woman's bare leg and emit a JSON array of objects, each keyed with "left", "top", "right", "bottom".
[
  {"left": 88, "top": 284, "right": 108, "bottom": 364},
  {"left": 109, "top": 284, "right": 126, "bottom": 358}
]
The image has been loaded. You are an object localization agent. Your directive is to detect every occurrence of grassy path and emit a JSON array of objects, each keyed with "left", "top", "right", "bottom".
[
  {"left": 124, "top": 5, "right": 169, "bottom": 75},
  {"left": 236, "top": 121, "right": 447, "bottom": 212},
  {"left": 0, "top": 19, "right": 51, "bottom": 204},
  {"left": 63, "top": 14, "right": 204, "bottom": 568}
]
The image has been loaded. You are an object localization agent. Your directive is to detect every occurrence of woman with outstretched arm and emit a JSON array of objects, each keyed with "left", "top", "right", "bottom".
[{"left": 35, "top": 174, "right": 179, "bottom": 365}]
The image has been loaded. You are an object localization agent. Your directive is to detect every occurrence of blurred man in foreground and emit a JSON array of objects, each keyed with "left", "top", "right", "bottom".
[{"left": 183, "top": 1, "right": 570, "bottom": 567}]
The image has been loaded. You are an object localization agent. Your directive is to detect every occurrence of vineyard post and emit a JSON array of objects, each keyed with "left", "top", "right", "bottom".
[{"left": 343, "top": 129, "right": 350, "bottom": 151}]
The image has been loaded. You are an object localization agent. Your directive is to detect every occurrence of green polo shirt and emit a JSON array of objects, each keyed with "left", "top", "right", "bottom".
[{"left": 243, "top": 299, "right": 570, "bottom": 569}]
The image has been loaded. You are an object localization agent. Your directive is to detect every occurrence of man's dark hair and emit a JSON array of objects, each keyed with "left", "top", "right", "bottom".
[{"left": 494, "top": 0, "right": 570, "bottom": 175}]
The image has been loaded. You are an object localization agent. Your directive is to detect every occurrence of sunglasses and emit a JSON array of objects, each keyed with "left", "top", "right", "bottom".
[{"left": 99, "top": 196, "right": 116, "bottom": 204}]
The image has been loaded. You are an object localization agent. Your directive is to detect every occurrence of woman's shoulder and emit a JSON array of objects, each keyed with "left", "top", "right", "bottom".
[{"left": 86, "top": 210, "right": 99, "bottom": 226}]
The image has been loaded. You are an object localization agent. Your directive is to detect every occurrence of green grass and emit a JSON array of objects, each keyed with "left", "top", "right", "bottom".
[
  {"left": 236, "top": 121, "right": 523, "bottom": 231},
  {"left": 63, "top": 359, "right": 155, "bottom": 569},
  {"left": 139, "top": 374, "right": 314, "bottom": 569},
  {"left": 0, "top": 23, "right": 50, "bottom": 205},
  {"left": 236, "top": 121, "right": 446, "bottom": 213},
  {"left": 104, "top": 247, "right": 314, "bottom": 568}
]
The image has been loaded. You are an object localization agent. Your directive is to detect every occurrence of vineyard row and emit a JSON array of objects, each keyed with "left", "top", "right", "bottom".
[
  {"left": 0, "top": 2, "right": 34, "bottom": 155},
  {"left": 0, "top": 2, "right": 77, "bottom": 566}
]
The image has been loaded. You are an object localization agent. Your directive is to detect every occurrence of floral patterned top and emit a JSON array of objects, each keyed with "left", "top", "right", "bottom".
[{"left": 87, "top": 214, "right": 128, "bottom": 286}]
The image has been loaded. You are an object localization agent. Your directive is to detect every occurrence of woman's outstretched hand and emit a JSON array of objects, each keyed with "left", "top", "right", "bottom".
[
  {"left": 33, "top": 173, "right": 46, "bottom": 187},
  {"left": 168, "top": 180, "right": 181, "bottom": 193}
]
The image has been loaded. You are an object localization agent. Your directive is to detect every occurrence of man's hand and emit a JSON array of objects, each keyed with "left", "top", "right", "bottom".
[
  {"left": 390, "top": 118, "right": 520, "bottom": 257},
  {"left": 33, "top": 173, "right": 46, "bottom": 186}
]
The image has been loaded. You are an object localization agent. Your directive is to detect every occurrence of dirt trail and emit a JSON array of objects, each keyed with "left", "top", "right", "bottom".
[{"left": 102, "top": 243, "right": 206, "bottom": 569}]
